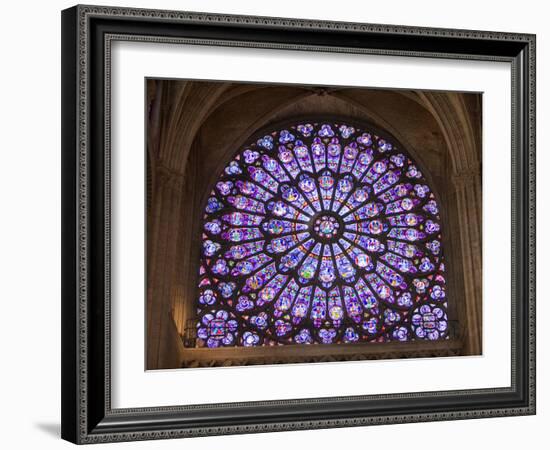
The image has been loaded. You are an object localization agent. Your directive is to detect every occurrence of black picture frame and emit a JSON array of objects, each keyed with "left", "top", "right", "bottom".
[{"left": 61, "top": 4, "right": 536, "bottom": 444}]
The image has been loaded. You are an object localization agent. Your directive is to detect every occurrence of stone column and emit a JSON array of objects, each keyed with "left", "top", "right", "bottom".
[
  {"left": 171, "top": 146, "right": 200, "bottom": 339},
  {"left": 452, "top": 169, "right": 482, "bottom": 355},
  {"left": 146, "top": 165, "right": 185, "bottom": 369}
]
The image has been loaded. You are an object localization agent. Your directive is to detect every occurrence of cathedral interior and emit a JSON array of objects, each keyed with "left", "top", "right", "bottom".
[{"left": 145, "top": 79, "right": 482, "bottom": 370}]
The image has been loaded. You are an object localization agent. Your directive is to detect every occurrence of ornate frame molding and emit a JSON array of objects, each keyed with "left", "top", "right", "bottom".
[{"left": 61, "top": 4, "right": 535, "bottom": 444}]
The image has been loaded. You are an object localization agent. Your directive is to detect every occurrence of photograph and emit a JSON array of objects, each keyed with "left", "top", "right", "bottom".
[{"left": 146, "top": 80, "right": 482, "bottom": 369}]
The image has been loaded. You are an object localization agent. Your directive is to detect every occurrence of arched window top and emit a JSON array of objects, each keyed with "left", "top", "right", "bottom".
[{"left": 196, "top": 121, "right": 447, "bottom": 347}]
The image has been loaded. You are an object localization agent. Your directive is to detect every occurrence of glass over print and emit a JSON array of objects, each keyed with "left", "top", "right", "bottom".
[{"left": 146, "top": 80, "right": 479, "bottom": 369}]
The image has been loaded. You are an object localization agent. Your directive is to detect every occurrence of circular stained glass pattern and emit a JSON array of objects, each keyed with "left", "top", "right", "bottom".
[
  {"left": 313, "top": 214, "right": 341, "bottom": 240},
  {"left": 196, "top": 122, "right": 448, "bottom": 347}
]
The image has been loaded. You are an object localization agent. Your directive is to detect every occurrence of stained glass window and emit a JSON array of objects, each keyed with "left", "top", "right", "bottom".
[{"left": 196, "top": 122, "right": 448, "bottom": 347}]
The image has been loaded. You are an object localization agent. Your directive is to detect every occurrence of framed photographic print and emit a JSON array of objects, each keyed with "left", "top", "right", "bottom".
[{"left": 61, "top": 4, "right": 536, "bottom": 444}]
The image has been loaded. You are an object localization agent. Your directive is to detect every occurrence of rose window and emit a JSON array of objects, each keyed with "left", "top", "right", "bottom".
[{"left": 196, "top": 121, "right": 448, "bottom": 347}]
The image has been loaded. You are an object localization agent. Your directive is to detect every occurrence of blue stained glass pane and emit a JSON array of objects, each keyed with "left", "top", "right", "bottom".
[
  {"left": 221, "top": 227, "right": 262, "bottom": 243},
  {"left": 342, "top": 285, "right": 362, "bottom": 322},
  {"left": 310, "top": 287, "right": 327, "bottom": 327},
  {"left": 236, "top": 180, "right": 273, "bottom": 201},
  {"left": 267, "top": 232, "right": 309, "bottom": 255},
  {"left": 337, "top": 188, "right": 370, "bottom": 216},
  {"left": 385, "top": 197, "right": 420, "bottom": 214},
  {"left": 378, "top": 183, "right": 413, "bottom": 203},
  {"left": 293, "top": 140, "right": 314, "bottom": 172},
  {"left": 365, "top": 272, "right": 395, "bottom": 304},
  {"left": 243, "top": 263, "right": 277, "bottom": 293},
  {"left": 261, "top": 155, "right": 290, "bottom": 182},
  {"left": 331, "top": 243, "right": 355, "bottom": 281},
  {"left": 231, "top": 253, "right": 271, "bottom": 276},
  {"left": 222, "top": 212, "right": 263, "bottom": 226},
  {"left": 317, "top": 245, "right": 335, "bottom": 288},
  {"left": 339, "top": 143, "right": 359, "bottom": 173},
  {"left": 362, "top": 159, "right": 388, "bottom": 184},
  {"left": 227, "top": 195, "right": 265, "bottom": 214},
  {"left": 311, "top": 137, "right": 326, "bottom": 172},
  {"left": 292, "top": 286, "right": 313, "bottom": 323},
  {"left": 327, "top": 287, "right": 344, "bottom": 327},
  {"left": 298, "top": 174, "right": 322, "bottom": 211},
  {"left": 373, "top": 169, "right": 400, "bottom": 194},
  {"left": 380, "top": 251, "right": 417, "bottom": 274},
  {"left": 376, "top": 261, "right": 407, "bottom": 289},
  {"left": 274, "top": 279, "right": 299, "bottom": 315},
  {"left": 343, "top": 202, "right": 382, "bottom": 222},
  {"left": 277, "top": 145, "right": 301, "bottom": 178},
  {"left": 355, "top": 278, "right": 378, "bottom": 310},
  {"left": 326, "top": 138, "right": 341, "bottom": 172},
  {"left": 387, "top": 227, "right": 427, "bottom": 242},
  {"left": 298, "top": 243, "right": 322, "bottom": 284},
  {"left": 387, "top": 213, "right": 424, "bottom": 227},
  {"left": 352, "top": 148, "right": 374, "bottom": 179},
  {"left": 247, "top": 167, "right": 279, "bottom": 193},
  {"left": 279, "top": 238, "right": 315, "bottom": 272},
  {"left": 257, "top": 274, "right": 287, "bottom": 307},
  {"left": 280, "top": 185, "right": 316, "bottom": 216}
]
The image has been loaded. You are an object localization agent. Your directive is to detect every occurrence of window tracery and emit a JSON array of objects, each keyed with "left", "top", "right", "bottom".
[{"left": 196, "top": 121, "right": 448, "bottom": 347}]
